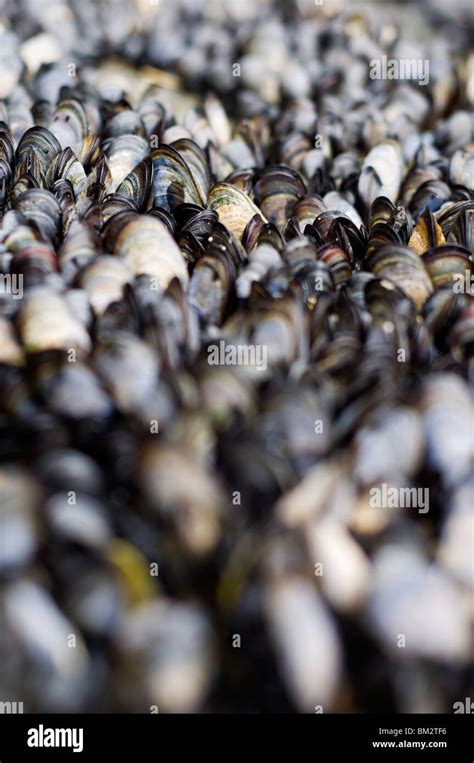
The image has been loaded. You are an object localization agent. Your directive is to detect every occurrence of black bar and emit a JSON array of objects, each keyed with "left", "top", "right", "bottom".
[{"left": 0, "top": 714, "right": 471, "bottom": 761}]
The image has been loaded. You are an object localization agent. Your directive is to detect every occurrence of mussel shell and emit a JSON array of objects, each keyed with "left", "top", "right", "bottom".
[
  {"left": 14, "top": 189, "right": 62, "bottom": 243},
  {"left": 105, "top": 134, "right": 149, "bottom": 193},
  {"left": 409, "top": 180, "right": 452, "bottom": 219},
  {"left": 50, "top": 98, "right": 90, "bottom": 150},
  {"left": 366, "top": 244, "right": 433, "bottom": 311},
  {"left": 242, "top": 214, "right": 284, "bottom": 253},
  {"left": 0, "top": 469, "right": 39, "bottom": 574},
  {"left": 0, "top": 318, "right": 25, "bottom": 366},
  {"left": 19, "top": 289, "right": 92, "bottom": 354},
  {"left": 253, "top": 166, "right": 306, "bottom": 231},
  {"left": 208, "top": 182, "right": 266, "bottom": 242},
  {"left": 170, "top": 138, "right": 210, "bottom": 203},
  {"left": 282, "top": 235, "right": 317, "bottom": 268},
  {"left": 34, "top": 448, "right": 105, "bottom": 495},
  {"left": 10, "top": 239, "right": 58, "bottom": 285},
  {"left": 115, "top": 156, "right": 153, "bottom": 211},
  {"left": 139, "top": 444, "right": 224, "bottom": 555},
  {"left": 188, "top": 249, "right": 236, "bottom": 325},
  {"left": 407, "top": 208, "right": 445, "bottom": 255},
  {"left": 423, "top": 244, "right": 472, "bottom": 289},
  {"left": 152, "top": 143, "right": 205, "bottom": 212},
  {"left": 449, "top": 303, "right": 474, "bottom": 364},
  {"left": 449, "top": 144, "right": 474, "bottom": 190},
  {"left": 93, "top": 331, "right": 160, "bottom": 416},
  {"left": 358, "top": 141, "right": 403, "bottom": 207},
  {"left": 264, "top": 575, "right": 342, "bottom": 712},
  {"left": 113, "top": 214, "right": 189, "bottom": 288},
  {"left": 104, "top": 109, "right": 146, "bottom": 139},
  {"left": 15, "top": 127, "right": 61, "bottom": 180},
  {"left": 78, "top": 255, "right": 132, "bottom": 316},
  {"left": 316, "top": 243, "right": 352, "bottom": 287},
  {"left": 46, "top": 147, "right": 88, "bottom": 204},
  {"left": 58, "top": 220, "right": 100, "bottom": 283}
]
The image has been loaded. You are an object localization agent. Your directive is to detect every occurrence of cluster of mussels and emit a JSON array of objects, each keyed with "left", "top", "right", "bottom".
[{"left": 0, "top": 0, "right": 473, "bottom": 713}]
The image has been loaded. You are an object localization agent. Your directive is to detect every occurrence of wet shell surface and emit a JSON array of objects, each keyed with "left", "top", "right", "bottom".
[{"left": 0, "top": 0, "right": 472, "bottom": 715}]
